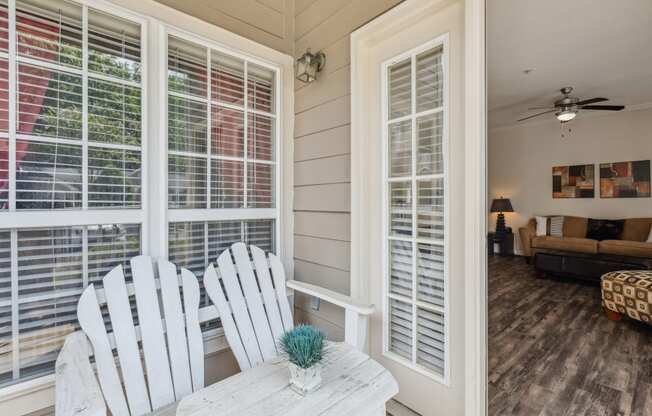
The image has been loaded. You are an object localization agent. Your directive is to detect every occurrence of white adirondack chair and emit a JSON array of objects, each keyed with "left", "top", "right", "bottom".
[
  {"left": 204, "top": 242, "right": 374, "bottom": 370},
  {"left": 56, "top": 256, "right": 217, "bottom": 416},
  {"left": 56, "top": 247, "right": 374, "bottom": 416}
]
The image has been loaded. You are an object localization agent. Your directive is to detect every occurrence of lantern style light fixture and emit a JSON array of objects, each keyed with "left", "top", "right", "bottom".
[{"left": 295, "top": 49, "right": 325, "bottom": 83}]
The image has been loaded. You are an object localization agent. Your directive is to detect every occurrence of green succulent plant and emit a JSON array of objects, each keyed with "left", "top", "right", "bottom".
[{"left": 279, "top": 324, "right": 325, "bottom": 369}]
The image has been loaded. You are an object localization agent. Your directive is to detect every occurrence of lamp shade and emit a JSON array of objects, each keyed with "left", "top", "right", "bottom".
[{"left": 490, "top": 197, "right": 514, "bottom": 213}]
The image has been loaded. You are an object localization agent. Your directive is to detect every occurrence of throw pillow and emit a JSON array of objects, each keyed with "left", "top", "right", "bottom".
[
  {"left": 647, "top": 226, "right": 652, "bottom": 243},
  {"left": 586, "top": 219, "right": 625, "bottom": 241},
  {"left": 549, "top": 216, "right": 564, "bottom": 237},
  {"left": 535, "top": 216, "right": 548, "bottom": 237}
]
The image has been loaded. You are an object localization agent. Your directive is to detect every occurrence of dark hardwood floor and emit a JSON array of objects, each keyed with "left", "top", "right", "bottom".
[{"left": 489, "top": 255, "right": 652, "bottom": 416}]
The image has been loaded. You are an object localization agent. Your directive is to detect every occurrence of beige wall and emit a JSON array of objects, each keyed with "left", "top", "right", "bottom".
[
  {"left": 154, "top": 0, "right": 295, "bottom": 54},
  {"left": 292, "top": 0, "right": 404, "bottom": 338},
  {"left": 488, "top": 107, "right": 652, "bottom": 239}
]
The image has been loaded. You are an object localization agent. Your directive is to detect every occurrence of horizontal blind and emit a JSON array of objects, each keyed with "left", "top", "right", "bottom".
[
  {"left": 168, "top": 154, "right": 207, "bottom": 208},
  {"left": 88, "top": 9, "right": 141, "bottom": 83},
  {"left": 168, "top": 219, "right": 275, "bottom": 331},
  {"left": 167, "top": 35, "right": 277, "bottom": 210},
  {"left": 165, "top": 33, "right": 279, "bottom": 336},
  {"left": 211, "top": 51, "right": 243, "bottom": 106},
  {"left": 0, "top": 0, "right": 145, "bottom": 388},
  {"left": 0, "top": 223, "right": 141, "bottom": 385},
  {"left": 385, "top": 41, "right": 447, "bottom": 379},
  {"left": 168, "top": 219, "right": 276, "bottom": 279}
]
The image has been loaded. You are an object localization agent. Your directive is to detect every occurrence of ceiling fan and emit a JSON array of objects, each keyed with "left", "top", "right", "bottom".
[{"left": 518, "top": 87, "right": 625, "bottom": 123}]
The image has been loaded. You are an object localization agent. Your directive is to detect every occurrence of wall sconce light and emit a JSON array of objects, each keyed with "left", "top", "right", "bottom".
[{"left": 295, "top": 49, "right": 325, "bottom": 83}]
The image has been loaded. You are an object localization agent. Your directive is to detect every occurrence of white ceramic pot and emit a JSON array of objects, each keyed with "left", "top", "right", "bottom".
[{"left": 288, "top": 362, "right": 322, "bottom": 395}]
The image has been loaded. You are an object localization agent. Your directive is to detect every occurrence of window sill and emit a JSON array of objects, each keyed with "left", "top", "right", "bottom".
[{"left": 0, "top": 331, "right": 230, "bottom": 416}]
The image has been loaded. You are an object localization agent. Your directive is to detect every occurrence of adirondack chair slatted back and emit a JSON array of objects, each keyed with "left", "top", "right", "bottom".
[
  {"left": 204, "top": 242, "right": 293, "bottom": 370},
  {"left": 76, "top": 256, "right": 208, "bottom": 416}
]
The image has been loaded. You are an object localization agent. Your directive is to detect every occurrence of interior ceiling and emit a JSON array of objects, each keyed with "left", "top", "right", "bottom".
[{"left": 488, "top": 0, "right": 652, "bottom": 129}]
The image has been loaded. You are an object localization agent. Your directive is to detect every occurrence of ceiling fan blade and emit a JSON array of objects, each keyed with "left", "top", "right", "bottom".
[
  {"left": 575, "top": 97, "right": 608, "bottom": 106},
  {"left": 527, "top": 106, "right": 556, "bottom": 110},
  {"left": 517, "top": 109, "right": 556, "bottom": 122},
  {"left": 580, "top": 105, "right": 625, "bottom": 111}
]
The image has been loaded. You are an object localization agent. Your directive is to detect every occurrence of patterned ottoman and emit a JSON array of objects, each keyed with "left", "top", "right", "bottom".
[{"left": 601, "top": 270, "right": 652, "bottom": 323}]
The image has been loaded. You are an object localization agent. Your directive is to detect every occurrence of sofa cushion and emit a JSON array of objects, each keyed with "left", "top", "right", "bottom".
[
  {"left": 599, "top": 240, "right": 652, "bottom": 259},
  {"left": 532, "top": 236, "right": 598, "bottom": 254},
  {"left": 562, "top": 216, "right": 588, "bottom": 238},
  {"left": 621, "top": 218, "right": 652, "bottom": 242},
  {"left": 586, "top": 219, "right": 625, "bottom": 241}
]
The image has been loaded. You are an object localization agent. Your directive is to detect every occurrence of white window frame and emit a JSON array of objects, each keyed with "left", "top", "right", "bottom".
[
  {"left": 380, "top": 34, "right": 450, "bottom": 384},
  {"left": 160, "top": 25, "right": 283, "bottom": 259},
  {"left": 161, "top": 26, "right": 283, "bottom": 340},
  {"left": 0, "top": 0, "right": 295, "bottom": 411},
  {"left": 0, "top": 0, "right": 150, "bottom": 388}
]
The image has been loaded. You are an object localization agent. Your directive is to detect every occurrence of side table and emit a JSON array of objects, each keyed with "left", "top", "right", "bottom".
[{"left": 488, "top": 232, "right": 514, "bottom": 256}]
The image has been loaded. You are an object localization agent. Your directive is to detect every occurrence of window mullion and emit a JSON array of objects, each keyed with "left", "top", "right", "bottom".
[
  {"left": 82, "top": 5, "right": 89, "bottom": 210},
  {"left": 8, "top": 0, "right": 18, "bottom": 383},
  {"left": 243, "top": 61, "right": 248, "bottom": 208},
  {"left": 8, "top": 0, "right": 16, "bottom": 212},
  {"left": 82, "top": 226, "right": 89, "bottom": 288},
  {"left": 410, "top": 54, "right": 418, "bottom": 367},
  {"left": 206, "top": 49, "right": 212, "bottom": 210},
  {"left": 10, "top": 228, "right": 19, "bottom": 380}
]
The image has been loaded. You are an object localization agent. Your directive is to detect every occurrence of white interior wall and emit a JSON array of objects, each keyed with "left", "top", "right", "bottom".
[{"left": 488, "top": 107, "right": 652, "bottom": 242}]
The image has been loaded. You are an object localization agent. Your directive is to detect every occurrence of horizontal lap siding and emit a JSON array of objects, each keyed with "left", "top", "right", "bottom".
[
  {"left": 154, "top": 0, "right": 294, "bottom": 54},
  {"left": 292, "top": 0, "right": 403, "bottom": 334}
]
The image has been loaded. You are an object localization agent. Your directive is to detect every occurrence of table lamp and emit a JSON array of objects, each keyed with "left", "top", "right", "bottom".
[{"left": 490, "top": 197, "right": 514, "bottom": 237}]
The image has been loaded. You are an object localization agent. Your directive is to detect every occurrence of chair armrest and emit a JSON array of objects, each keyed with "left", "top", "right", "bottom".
[
  {"left": 286, "top": 280, "right": 374, "bottom": 351},
  {"left": 56, "top": 331, "right": 106, "bottom": 416},
  {"left": 286, "top": 280, "right": 374, "bottom": 315}
]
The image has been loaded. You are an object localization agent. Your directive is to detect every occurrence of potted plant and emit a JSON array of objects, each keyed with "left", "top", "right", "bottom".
[{"left": 279, "top": 324, "right": 325, "bottom": 395}]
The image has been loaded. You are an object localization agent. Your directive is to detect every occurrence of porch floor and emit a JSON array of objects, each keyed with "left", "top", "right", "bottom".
[{"left": 489, "top": 255, "right": 652, "bottom": 415}]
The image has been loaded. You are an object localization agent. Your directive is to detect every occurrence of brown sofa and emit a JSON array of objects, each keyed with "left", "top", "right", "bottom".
[{"left": 519, "top": 216, "right": 652, "bottom": 259}]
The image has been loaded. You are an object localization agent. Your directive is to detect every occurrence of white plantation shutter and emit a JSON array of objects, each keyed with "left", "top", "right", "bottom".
[
  {"left": 0, "top": 0, "right": 145, "bottom": 388},
  {"left": 416, "top": 307, "right": 445, "bottom": 373},
  {"left": 389, "top": 298, "right": 412, "bottom": 361},
  {"left": 388, "top": 59, "right": 411, "bottom": 119},
  {"left": 416, "top": 47, "right": 443, "bottom": 112},
  {"left": 389, "top": 181, "right": 411, "bottom": 237},
  {"left": 389, "top": 240, "right": 412, "bottom": 298},
  {"left": 389, "top": 120, "right": 411, "bottom": 177},
  {"left": 384, "top": 40, "right": 447, "bottom": 380}
]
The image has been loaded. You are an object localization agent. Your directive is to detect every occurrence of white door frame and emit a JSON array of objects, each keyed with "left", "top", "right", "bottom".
[{"left": 350, "top": 0, "right": 487, "bottom": 414}]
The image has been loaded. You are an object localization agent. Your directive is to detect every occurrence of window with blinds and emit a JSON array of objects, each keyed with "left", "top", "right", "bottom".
[
  {"left": 166, "top": 34, "right": 279, "bottom": 324},
  {"left": 167, "top": 36, "right": 276, "bottom": 211},
  {"left": 384, "top": 40, "right": 447, "bottom": 380},
  {"left": 0, "top": 0, "right": 144, "bottom": 387}
]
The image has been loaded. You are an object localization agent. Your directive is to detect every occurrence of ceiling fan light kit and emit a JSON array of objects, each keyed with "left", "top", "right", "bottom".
[
  {"left": 518, "top": 87, "right": 625, "bottom": 123},
  {"left": 556, "top": 109, "right": 577, "bottom": 122}
]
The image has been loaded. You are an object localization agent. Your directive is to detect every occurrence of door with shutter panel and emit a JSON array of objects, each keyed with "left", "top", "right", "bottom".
[{"left": 355, "top": 1, "right": 466, "bottom": 414}]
